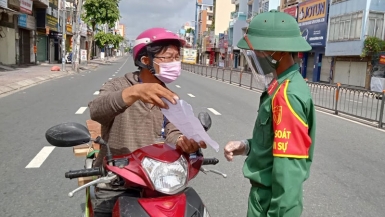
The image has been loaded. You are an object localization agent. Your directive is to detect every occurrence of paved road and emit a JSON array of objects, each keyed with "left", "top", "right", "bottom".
[{"left": 1, "top": 56, "right": 385, "bottom": 217}]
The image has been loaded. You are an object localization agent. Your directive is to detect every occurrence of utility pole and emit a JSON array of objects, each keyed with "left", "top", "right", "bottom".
[
  {"left": 72, "top": 0, "right": 83, "bottom": 73},
  {"left": 61, "top": 0, "right": 66, "bottom": 72},
  {"left": 193, "top": 0, "right": 198, "bottom": 48}
]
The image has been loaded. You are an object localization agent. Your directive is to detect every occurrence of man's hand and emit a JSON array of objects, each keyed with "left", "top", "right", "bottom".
[
  {"left": 176, "top": 136, "right": 207, "bottom": 153},
  {"left": 224, "top": 141, "right": 247, "bottom": 161},
  {"left": 122, "top": 83, "right": 178, "bottom": 109}
]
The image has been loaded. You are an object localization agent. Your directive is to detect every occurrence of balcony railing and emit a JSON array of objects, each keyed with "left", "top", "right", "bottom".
[{"left": 230, "top": 11, "right": 245, "bottom": 19}]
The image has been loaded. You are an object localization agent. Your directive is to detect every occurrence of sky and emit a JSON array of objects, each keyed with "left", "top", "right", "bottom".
[{"left": 119, "top": 0, "right": 279, "bottom": 40}]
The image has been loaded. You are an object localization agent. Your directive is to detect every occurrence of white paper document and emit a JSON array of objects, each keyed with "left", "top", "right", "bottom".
[{"left": 161, "top": 98, "right": 220, "bottom": 152}]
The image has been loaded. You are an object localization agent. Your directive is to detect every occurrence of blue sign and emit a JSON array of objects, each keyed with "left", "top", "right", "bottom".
[
  {"left": 298, "top": 0, "right": 329, "bottom": 47},
  {"left": 18, "top": 14, "right": 27, "bottom": 28},
  {"left": 179, "top": 29, "right": 186, "bottom": 35}
]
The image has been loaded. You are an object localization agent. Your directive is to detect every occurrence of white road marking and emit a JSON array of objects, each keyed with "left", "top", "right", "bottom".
[
  {"left": 81, "top": 75, "right": 85, "bottom": 76},
  {"left": 25, "top": 146, "right": 55, "bottom": 168},
  {"left": 188, "top": 93, "right": 195, "bottom": 98},
  {"left": 93, "top": 91, "right": 100, "bottom": 95},
  {"left": 115, "top": 72, "right": 118, "bottom": 74},
  {"left": 75, "top": 107, "right": 87, "bottom": 114},
  {"left": 109, "top": 78, "right": 112, "bottom": 80},
  {"left": 112, "top": 75, "right": 115, "bottom": 77},
  {"left": 207, "top": 108, "right": 221, "bottom": 115},
  {"left": 175, "top": 85, "right": 181, "bottom": 88}
]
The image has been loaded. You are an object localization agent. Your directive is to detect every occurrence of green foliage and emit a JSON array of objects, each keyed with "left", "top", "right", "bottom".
[
  {"left": 111, "top": 34, "right": 124, "bottom": 48},
  {"left": 186, "top": 28, "right": 194, "bottom": 34},
  {"left": 361, "top": 36, "right": 385, "bottom": 57},
  {"left": 82, "top": 0, "right": 120, "bottom": 29},
  {"left": 94, "top": 32, "right": 124, "bottom": 48},
  {"left": 94, "top": 32, "right": 112, "bottom": 48}
]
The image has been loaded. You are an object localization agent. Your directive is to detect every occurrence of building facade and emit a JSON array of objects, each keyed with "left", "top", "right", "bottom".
[
  {"left": 198, "top": 5, "right": 214, "bottom": 64},
  {"left": 209, "top": 0, "right": 234, "bottom": 66},
  {"left": 326, "top": 0, "right": 385, "bottom": 89},
  {"left": 260, "top": 0, "right": 270, "bottom": 12},
  {"left": 229, "top": 0, "right": 248, "bottom": 69},
  {"left": 297, "top": 0, "right": 330, "bottom": 83},
  {"left": 0, "top": 0, "right": 47, "bottom": 65},
  {"left": 213, "top": 0, "right": 234, "bottom": 35},
  {"left": 179, "top": 23, "right": 195, "bottom": 48}
]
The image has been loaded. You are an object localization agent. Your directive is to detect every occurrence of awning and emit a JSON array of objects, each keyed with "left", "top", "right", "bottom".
[{"left": 0, "top": 7, "right": 22, "bottom": 15}]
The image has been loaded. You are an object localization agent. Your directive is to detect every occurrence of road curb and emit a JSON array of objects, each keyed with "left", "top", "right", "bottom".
[
  {"left": 0, "top": 73, "right": 73, "bottom": 96},
  {"left": 0, "top": 70, "right": 78, "bottom": 96},
  {"left": 0, "top": 57, "right": 127, "bottom": 96}
]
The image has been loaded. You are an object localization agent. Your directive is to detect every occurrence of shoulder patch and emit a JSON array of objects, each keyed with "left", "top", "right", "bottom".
[{"left": 272, "top": 80, "right": 311, "bottom": 159}]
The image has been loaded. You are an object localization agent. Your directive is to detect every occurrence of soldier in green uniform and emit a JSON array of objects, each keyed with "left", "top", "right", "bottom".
[{"left": 224, "top": 10, "right": 316, "bottom": 217}]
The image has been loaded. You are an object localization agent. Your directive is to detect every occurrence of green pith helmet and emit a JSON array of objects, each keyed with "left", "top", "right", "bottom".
[{"left": 237, "top": 9, "right": 311, "bottom": 52}]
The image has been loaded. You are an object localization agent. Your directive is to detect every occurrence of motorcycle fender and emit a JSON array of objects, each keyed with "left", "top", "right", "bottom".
[
  {"left": 184, "top": 187, "right": 206, "bottom": 216},
  {"left": 112, "top": 187, "right": 206, "bottom": 217}
]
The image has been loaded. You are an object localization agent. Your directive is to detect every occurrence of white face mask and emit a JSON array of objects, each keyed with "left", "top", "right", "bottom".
[{"left": 153, "top": 61, "right": 182, "bottom": 83}]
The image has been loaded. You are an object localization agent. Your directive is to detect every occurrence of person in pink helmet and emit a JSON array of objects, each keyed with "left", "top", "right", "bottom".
[{"left": 88, "top": 27, "right": 207, "bottom": 216}]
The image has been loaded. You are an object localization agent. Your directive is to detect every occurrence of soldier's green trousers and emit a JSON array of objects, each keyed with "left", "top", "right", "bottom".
[{"left": 247, "top": 186, "right": 303, "bottom": 217}]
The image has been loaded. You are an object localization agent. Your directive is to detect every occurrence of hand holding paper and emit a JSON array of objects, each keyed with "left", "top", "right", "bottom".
[{"left": 160, "top": 98, "right": 220, "bottom": 152}]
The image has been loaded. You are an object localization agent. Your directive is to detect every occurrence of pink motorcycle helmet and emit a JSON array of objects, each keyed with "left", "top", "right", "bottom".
[{"left": 133, "top": 28, "right": 186, "bottom": 71}]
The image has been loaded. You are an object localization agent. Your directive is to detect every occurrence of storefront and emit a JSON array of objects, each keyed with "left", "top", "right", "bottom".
[
  {"left": 18, "top": 13, "right": 36, "bottom": 64},
  {"left": 0, "top": 0, "right": 20, "bottom": 65},
  {"left": 35, "top": 0, "right": 59, "bottom": 63},
  {"left": 298, "top": 0, "right": 329, "bottom": 82},
  {"left": 36, "top": 30, "right": 47, "bottom": 62},
  {"left": 66, "top": 24, "right": 73, "bottom": 52},
  {"left": 80, "top": 21, "right": 88, "bottom": 50}
]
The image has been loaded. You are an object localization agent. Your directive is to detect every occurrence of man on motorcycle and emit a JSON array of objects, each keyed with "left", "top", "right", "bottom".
[
  {"left": 88, "top": 27, "right": 206, "bottom": 217},
  {"left": 224, "top": 10, "right": 316, "bottom": 217}
]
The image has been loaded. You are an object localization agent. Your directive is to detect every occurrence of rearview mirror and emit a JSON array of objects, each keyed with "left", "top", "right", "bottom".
[
  {"left": 198, "top": 112, "right": 212, "bottom": 131},
  {"left": 45, "top": 122, "right": 91, "bottom": 147}
]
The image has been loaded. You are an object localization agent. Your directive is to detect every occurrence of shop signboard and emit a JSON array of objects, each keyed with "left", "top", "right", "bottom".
[
  {"left": 182, "top": 48, "right": 197, "bottom": 64},
  {"left": 298, "top": 0, "right": 328, "bottom": 47}
]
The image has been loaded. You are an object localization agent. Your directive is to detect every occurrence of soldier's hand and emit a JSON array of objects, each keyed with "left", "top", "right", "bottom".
[{"left": 224, "top": 141, "right": 247, "bottom": 161}]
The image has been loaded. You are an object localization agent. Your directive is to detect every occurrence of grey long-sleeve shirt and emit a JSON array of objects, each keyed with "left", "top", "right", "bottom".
[{"left": 88, "top": 71, "right": 182, "bottom": 166}]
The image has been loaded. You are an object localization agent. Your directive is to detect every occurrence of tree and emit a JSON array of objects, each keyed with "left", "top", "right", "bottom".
[
  {"left": 94, "top": 32, "right": 113, "bottom": 48},
  {"left": 94, "top": 32, "right": 125, "bottom": 55},
  {"left": 186, "top": 28, "right": 194, "bottom": 34},
  {"left": 112, "top": 34, "right": 124, "bottom": 49},
  {"left": 82, "top": 0, "right": 121, "bottom": 61}
]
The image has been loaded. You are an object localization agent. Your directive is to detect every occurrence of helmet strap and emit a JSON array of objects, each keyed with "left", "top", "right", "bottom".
[
  {"left": 146, "top": 46, "right": 156, "bottom": 74},
  {"left": 135, "top": 59, "right": 149, "bottom": 70},
  {"left": 243, "top": 34, "right": 278, "bottom": 79},
  {"left": 136, "top": 53, "right": 156, "bottom": 75},
  {"left": 244, "top": 34, "right": 255, "bottom": 50}
]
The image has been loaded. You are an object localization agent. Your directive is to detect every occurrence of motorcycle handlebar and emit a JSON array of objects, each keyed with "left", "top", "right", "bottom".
[
  {"left": 65, "top": 167, "right": 102, "bottom": 179},
  {"left": 202, "top": 158, "right": 219, "bottom": 165}
]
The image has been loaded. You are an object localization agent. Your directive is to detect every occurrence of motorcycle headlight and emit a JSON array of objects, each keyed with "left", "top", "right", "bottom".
[{"left": 142, "top": 155, "right": 188, "bottom": 195}]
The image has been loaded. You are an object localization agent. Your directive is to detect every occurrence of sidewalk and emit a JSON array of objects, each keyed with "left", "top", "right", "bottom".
[{"left": 0, "top": 56, "right": 124, "bottom": 96}]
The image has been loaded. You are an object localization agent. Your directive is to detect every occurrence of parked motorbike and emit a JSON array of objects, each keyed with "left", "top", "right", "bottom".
[
  {"left": 45, "top": 112, "right": 226, "bottom": 217},
  {"left": 65, "top": 52, "right": 72, "bottom": 63}
]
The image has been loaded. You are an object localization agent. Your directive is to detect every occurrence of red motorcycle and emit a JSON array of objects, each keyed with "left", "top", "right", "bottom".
[{"left": 45, "top": 112, "right": 226, "bottom": 217}]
